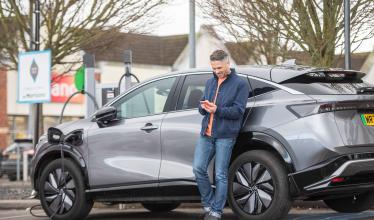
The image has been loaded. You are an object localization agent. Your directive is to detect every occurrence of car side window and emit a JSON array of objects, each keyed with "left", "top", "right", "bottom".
[
  {"left": 248, "top": 78, "right": 278, "bottom": 98},
  {"left": 112, "top": 77, "right": 176, "bottom": 118},
  {"left": 177, "top": 74, "right": 211, "bottom": 110}
]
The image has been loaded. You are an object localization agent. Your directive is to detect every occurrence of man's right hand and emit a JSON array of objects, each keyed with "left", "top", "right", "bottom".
[{"left": 200, "top": 100, "right": 213, "bottom": 113}]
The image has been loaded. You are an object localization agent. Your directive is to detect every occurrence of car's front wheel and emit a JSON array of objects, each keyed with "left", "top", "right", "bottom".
[
  {"left": 324, "top": 193, "right": 374, "bottom": 213},
  {"left": 141, "top": 202, "right": 180, "bottom": 212},
  {"left": 228, "top": 150, "right": 292, "bottom": 220},
  {"left": 39, "top": 159, "right": 93, "bottom": 220}
]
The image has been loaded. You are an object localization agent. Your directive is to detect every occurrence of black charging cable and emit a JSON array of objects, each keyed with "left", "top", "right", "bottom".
[
  {"left": 29, "top": 136, "right": 68, "bottom": 219},
  {"left": 59, "top": 90, "right": 99, "bottom": 124},
  {"left": 117, "top": 70, "right": 140, "bottom": 92}
]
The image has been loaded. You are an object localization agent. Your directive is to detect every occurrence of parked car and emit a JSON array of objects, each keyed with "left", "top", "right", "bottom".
[
  {"left": 0, "top": 149, "right": 3, "bottom": 178},
  {"left": 31, "top": 65, "right": 374, "bottom": 220},
  {"left": 2, "top": 139, "right": 33, "bottom": 181}
]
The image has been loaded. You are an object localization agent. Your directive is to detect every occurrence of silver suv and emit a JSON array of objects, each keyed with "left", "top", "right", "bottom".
[{"left": 31, "top": 65, "right": 374, "bottom": 220}]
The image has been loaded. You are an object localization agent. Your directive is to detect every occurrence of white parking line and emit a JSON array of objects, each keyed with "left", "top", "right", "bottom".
[{"left": 0, "top": 215, "right": 31, "bottom": 220}]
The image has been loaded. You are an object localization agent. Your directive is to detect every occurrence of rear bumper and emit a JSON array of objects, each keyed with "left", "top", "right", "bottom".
[{"left": 289, "top": 152, "right": 374, "bottom": 199}]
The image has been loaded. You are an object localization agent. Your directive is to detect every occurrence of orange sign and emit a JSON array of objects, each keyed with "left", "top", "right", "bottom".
[{"left": 51, "top": 73, "right": 83, "bottom": 103}]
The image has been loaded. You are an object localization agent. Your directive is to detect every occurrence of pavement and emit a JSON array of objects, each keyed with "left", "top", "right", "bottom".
[
  {"left": 3, "top": 177, "right": 374, "bottom": 219},
  {"left": 2, "top": 208, "right": 374, "bottom": 220}
]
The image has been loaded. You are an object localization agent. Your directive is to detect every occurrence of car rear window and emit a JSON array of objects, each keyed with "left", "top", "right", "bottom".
[{"left": 280, "top": 71, "right": 373, "bottom": 95}]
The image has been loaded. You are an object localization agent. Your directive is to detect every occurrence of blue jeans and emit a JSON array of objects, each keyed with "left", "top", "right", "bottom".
[{"left": 193, "top": 135, "right": 236, "bottom": 215}]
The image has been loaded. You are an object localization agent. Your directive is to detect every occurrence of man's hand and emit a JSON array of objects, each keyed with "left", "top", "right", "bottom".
[{"left": 200, "top": 100, "right": 217, "bottom": 113}]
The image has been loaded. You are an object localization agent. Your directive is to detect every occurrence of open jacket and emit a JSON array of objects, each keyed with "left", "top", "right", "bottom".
[{"left": 198, "top": 69, "right": 249, "bottom": 138}]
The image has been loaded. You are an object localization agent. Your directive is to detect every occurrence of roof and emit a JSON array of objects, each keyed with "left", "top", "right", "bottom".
[
  {"left": 83, "top": 27, "right": 370, "bottom": 71},
  {"left": 285, "top": 51, "right": 371, "bottom": 71},
  {"left": 82, "top": 27, "right": 253, "bottom": 66},
  {"left": 225, "top": 42, "right": 253, "bottom": 65},
  {"left": 83, "top": 32, "right": 188, "bottom": 66}
]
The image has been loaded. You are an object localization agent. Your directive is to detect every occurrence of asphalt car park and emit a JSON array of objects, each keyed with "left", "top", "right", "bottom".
[{"left": 1, "top": 208, "right": 374, "bottom": 220}]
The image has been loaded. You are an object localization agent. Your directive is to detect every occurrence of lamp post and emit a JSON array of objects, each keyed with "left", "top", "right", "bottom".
[
  {"left": 31, "top": 0, "right": 42, "bottom": 149},
  {"left": 344, "top": 0, "right": 351, "bottom": 70},
  {"left": 189, "top": 0, "right": 196, "bottom": 68}
]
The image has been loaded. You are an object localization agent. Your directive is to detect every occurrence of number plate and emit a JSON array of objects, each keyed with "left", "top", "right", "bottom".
[{"left": 361, "top": 114, "right": 374, "bottom": 126}]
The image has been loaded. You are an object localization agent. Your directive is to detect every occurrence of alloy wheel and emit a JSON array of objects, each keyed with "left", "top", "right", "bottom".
[
  {"left": 232, "top": 161, "right": 274, "bottom": 215},
  {"left": 43, "top": 168, "right": 76, "bottom": 214}
]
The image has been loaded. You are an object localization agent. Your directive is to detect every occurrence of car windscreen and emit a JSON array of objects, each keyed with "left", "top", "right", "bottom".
[{"left": 280, "top": 71, "right": 373, "bottom": 95}]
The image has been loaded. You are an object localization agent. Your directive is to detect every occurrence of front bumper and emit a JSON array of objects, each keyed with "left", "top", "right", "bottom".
[{"left": 289, "top": 152, "right": 374, "bottom": 199}]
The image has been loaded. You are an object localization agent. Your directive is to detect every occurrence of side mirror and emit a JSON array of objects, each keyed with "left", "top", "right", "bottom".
[
  {"left": 94, "top": 106, "right": 117, "bottom": 125},
  {"left": 48, "top": 127, "right": 63, "bottom": 144}
]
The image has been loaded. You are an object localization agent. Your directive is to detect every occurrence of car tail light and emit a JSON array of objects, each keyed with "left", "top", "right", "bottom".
[
  {"left": 331, "top": 177, "right": 345, "bottom": 183},
  {"left": 288, "top": 101, "right": 374, "bottom": 118}
]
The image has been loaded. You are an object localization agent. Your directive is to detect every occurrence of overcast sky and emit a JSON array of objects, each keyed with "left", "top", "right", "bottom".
[{"left": 153, "top": 0, "right": 374, "bottom": 53}]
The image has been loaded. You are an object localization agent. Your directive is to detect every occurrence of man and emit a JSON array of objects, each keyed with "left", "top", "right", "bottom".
[{"left": 193, "top": 50, "right": 249, "bottom": 220}]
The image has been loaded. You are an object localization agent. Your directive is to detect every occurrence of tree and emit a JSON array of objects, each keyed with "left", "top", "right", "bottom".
[
  {"left": 200, "top": 0, "right": 374, "bottom": 67},
  {"left": 0, "top": 0, "right": 167, "bottom": 72}
]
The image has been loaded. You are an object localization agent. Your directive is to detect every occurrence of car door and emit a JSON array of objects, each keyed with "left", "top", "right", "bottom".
[
  {"left": 87, "top": 76, "right": 178, "bottom": 188},
  {"left": 159, "top": 72, "right": 254, "bottom": 187}
]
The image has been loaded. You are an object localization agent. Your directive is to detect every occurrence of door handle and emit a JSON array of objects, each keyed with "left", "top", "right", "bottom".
[{"left": 140, "top": 123, "right": 159, "bottom": 132}]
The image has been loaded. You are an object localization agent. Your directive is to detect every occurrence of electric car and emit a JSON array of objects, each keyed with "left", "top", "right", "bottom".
[{"left": 31, "top": 65, "right": 374, "bottom": 220}]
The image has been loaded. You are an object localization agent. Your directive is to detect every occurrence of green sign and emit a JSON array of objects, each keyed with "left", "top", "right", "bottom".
[{"left": 74, "top": 66, "right": 85, "bottom": 91}]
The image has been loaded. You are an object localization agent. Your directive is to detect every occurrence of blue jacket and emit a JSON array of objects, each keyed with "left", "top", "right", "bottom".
[{"left": 198, "top": 69, "right": 249, "bottom": 138}]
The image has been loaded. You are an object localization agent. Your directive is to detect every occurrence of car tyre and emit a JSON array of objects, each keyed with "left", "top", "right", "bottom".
[
  {"left": 39, "top": 159, "right": 93, "bottom": 220},
  {"left": 141, "top": 202, "right": 180, "bottom": 212},
  {"left": 324, "top": 193, "right": 374, "bottom": 213},
  {"left": 228, "top": 150, "right": 292, "bottom": 220}
]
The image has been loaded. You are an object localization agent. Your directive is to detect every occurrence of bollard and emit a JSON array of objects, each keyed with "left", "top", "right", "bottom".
[
  {"left": 16, "top": 144, "right": 20, "bottom": 181},
  {"left": 23, "top": 150, "right": 28, "bottom": 182}
]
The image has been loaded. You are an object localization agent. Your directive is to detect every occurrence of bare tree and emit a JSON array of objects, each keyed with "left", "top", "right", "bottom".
[
  {"left": 0, "top": 0, "right": 167, "bottom": 73},
  {"left": 200, "top": 0, "right": 374, "bottom": 67},
  {"left": 199, "top": 0, "right": 295, "bottom": 65}
]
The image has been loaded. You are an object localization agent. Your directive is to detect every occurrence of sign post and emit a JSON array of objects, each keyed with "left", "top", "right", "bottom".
[{"left": 18, "top": 50, "right": 51, "bottom": 103}]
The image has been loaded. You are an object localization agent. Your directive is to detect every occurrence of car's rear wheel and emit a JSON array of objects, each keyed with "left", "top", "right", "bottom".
[
  {"left": 141, "top": 202, "right": 180, "bottom": 212},
  {"left": 324, "top": 193, "right": 374, "bottom": 213},
  {"left": 228, "top": 150, "right": 292, "bottom": 220},
  {"left": 39, "top": 159, "right": 93, "bottom": 220}
]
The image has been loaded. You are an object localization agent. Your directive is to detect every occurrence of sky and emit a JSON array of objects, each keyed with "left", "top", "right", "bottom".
[{"left": 153, "top": 0, "right": 374, "bottom": 53}]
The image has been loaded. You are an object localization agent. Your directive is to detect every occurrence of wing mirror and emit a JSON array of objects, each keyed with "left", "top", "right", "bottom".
[{"left": 94, "top": 106, "right": 117, "bottom": 126}]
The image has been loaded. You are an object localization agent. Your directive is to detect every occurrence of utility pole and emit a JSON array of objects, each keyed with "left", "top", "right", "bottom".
[
  {"left": 344, "top": 0, "right": 351, "bottom": 70},
  {"left": 31, "top": 0, "right": 41, "bottom": 149},
  {"left": 83, "top": 53, "right": 96, "bottom": 118},
  {"left": 189, "top": 0, "right": 196, "bottom": 68}
]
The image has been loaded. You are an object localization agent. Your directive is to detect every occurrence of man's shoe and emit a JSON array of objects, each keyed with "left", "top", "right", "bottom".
[
  {"left": 201, "top": 212, "right": 209, "bottom": 220},
  {"left": 204, "top": 212, "right": 221, "bottom": 220}
]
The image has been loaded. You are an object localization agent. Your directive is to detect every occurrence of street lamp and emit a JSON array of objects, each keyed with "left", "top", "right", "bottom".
[{"left": 344, "top": 0, "right": 351, "bottom": 70}]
